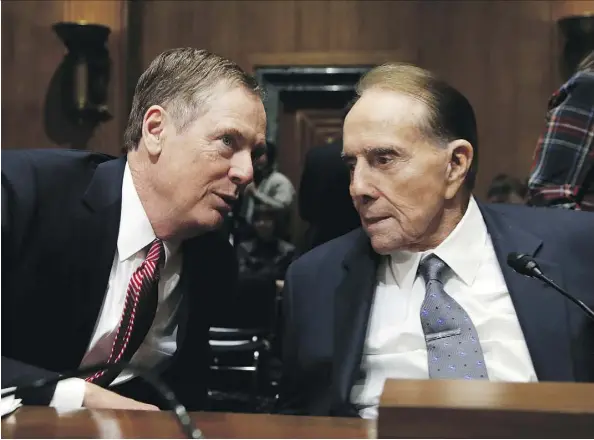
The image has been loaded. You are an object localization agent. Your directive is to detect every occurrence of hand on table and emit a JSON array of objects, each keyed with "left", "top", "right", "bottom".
[{"left": 83, "top": 383, "right": 158, "bottom": 411}]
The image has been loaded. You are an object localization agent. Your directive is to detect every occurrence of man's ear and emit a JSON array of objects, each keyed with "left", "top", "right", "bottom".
[
  {"left": 142, "top": 105, "right": 167, "bottom": 157},
  {"left": 444, "top": 139, "right": 473, "bottom": 199}
]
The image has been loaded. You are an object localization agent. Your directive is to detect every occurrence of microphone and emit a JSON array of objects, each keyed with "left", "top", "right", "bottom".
[
  {"left": 1, "top": 362, "right": 204, "bottom": 439},
  {"left": 507, "top": 252, "right": 594, "bottom": 321}
]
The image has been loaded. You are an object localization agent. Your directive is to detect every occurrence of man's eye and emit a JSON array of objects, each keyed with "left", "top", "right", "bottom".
[
  {"left": 376, "top": 155, "right": 392, "bottom": 166},
  {"left": 222, "top": 135, "right": 233, "bottom": 146}
]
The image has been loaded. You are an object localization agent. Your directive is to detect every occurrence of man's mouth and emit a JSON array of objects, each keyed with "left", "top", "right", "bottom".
[
  {"left": 216, "top": 193, "right": 238, "bottom": 210},
  {"left": 363, "top": 216, "right": 389, "bottom": 225}
]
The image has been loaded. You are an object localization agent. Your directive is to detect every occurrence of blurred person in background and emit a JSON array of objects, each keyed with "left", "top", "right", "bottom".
[
  {"left": 527, "top": 50, "right": 594, "bottom": 211},
  {"left": 240, "top": 141, "right": 295, "bottom": 241},
  {"left": 298, "top": 102, "right": 361, "bottom": 253},
  {"left": 237, "top": 206, "right": 295, "bottom": 283},
  {"left": 486, "top": 174, "right": 527, "bottom": 204}
]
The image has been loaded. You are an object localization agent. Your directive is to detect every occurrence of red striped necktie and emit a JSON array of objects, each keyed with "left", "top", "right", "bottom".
[{"left": 86, "top": 238, "right": 165, "bottom": 386}]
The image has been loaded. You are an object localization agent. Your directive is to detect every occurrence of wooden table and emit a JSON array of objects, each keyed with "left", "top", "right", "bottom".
[
  {"left": 2, "top": 407, "right": 374, "bottom": 439},
  {"left": 378, "top": 380, "right": 594, "bottom": 438}
]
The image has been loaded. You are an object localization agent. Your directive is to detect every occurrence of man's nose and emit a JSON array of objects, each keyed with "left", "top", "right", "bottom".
[
  {"left": 229, "top": 150, "right": 254, "bottom": 186},
  {"left": 350, "top": 162, "right": 377, "bottom": 202}
]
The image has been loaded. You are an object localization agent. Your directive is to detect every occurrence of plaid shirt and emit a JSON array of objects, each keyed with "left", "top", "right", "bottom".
[{"left": 527, "top": 71, "right": 594, "bottom": 211}]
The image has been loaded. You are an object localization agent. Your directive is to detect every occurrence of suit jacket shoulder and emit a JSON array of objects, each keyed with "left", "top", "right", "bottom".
[
  {"left": 481, "top": 203, "right": 594, "bottom": 272},
  {"left": 288, "top": 229, "right": 363, "bottom": 281}
]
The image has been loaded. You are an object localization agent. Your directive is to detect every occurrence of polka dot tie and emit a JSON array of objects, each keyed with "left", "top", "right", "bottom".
[{"left": 418, "top": 254, "right": 489, "bottom": 380}]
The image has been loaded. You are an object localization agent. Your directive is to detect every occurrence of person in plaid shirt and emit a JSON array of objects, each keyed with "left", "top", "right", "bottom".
[{"left": 527, "top": 51, "right": 594, "bottom": 211}]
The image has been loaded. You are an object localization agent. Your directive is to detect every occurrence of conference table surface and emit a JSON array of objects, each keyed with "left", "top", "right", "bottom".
[{"left": 2, "top": 406, "right": 375, "bottom": 439}]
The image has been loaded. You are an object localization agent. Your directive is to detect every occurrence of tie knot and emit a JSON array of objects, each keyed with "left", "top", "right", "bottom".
[
  {"left": 418, "top": 254, "right": 448, "bottom": 283},
  {"left": 146, "top": 239, "right": 165, "bottom": 266}
]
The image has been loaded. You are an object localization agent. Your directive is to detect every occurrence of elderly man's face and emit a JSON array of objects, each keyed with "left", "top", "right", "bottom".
[
  {"left": 343, "top": 89, "right": 464, "bottom": 255},
  {"left": 150, "top": 82, "right": 267, "bottom": 236}
]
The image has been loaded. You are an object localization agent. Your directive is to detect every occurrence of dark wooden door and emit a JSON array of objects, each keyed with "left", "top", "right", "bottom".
[{"left": 277, "top": 90, "right": 354, "bottom": 246}]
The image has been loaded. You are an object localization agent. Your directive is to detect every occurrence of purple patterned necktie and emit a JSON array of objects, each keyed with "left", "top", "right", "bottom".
[{"left": 419, "top": 254, "right": 489, "bottom": 380}]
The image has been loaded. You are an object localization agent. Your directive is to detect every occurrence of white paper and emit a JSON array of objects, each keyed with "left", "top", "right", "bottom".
[{"left": 1, "top": 395, "right": 22, "bottom": 417}]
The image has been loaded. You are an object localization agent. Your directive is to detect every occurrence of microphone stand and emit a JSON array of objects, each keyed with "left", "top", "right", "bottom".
[{"left": 531, "top": 271, "right": 594, "bottom": 322}]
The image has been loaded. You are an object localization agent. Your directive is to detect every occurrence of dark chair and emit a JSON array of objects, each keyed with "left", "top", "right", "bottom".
[{"left": 207, "top": 277, "right": 280, "bottom": 412}]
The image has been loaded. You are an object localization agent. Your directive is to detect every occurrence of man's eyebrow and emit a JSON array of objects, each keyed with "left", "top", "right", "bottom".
[
  {"left": 216, "top": 127, "right": 246, "bottom": 139},
  {"left": 363, "top": 146, "right": 401, "bottom": 156},
  {"left": 341, "top": 146, "right": 402, "bottom": 160}
]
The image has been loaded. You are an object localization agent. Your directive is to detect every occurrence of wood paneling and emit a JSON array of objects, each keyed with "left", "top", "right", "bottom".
[
  {"left": 1, "top": 0, "right": 127, "bottom": 156},
  {"left": 417, "top": 1, "right": 557, "bottom": 193},
  {"left": 136, "top": 0, "right": 567, "bottom": 198},
  {"left": 552, "top": 0, "right": 594, "bottom": 20}
]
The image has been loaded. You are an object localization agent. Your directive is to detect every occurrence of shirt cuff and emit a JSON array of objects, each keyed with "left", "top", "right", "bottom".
[{"left": 49, "top": 378, "right": 86, "bottom": 409}]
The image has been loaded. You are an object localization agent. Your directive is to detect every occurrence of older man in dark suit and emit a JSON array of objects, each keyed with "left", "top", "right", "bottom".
[
  {"left": 279, "top": 63, "right": 594, "bottom": 418},
  {"left": 2, "top": 48, "right": 267, "bottom": 410}
]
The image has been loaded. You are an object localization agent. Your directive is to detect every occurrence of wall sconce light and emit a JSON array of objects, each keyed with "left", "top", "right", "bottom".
[
  {"left": 558, "top": 14, "right": 594, "bottom": 78},
  {"left": 53, "top": 21, "right": 112, "bottom": 125}
]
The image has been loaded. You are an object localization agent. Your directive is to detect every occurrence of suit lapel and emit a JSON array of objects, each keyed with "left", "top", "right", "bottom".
[
  {"left": 331, "top": 230, "right": 380, "bottom": 414},
  {"left": 479, "top": 204, "right": 575, "bottom": 381},
  {"left": 173, "top": 239, "right": 200, "bottom": 352},
  {"left": 66, "top": 157, "right": 126, "bottom": 366}
]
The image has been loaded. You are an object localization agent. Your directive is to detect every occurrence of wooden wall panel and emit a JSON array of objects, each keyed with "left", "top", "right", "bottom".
[
  {"left": 417, "top": 1, "right": 556, "bottom": 193},
  {"left": 2, "top": 1, "right": 64, "bottom": 150},
  {"left": 138, "top": 0, "right": 421, "bottom": 72},
  {"left": 552, "top": 0, "right": 594, "bottom": 20},
  {"left": 1, "top": 0, "right": 127, "bottom": 156}
]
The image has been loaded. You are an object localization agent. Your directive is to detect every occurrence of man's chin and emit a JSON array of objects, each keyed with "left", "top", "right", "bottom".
[
  {"left": 204, "top": 211, "right": 226, "bottom": 230},
  {"left": 181, "top": 211, "right": 225, "bottom": 239},
  {"left": 367, "top": 233, "right": 402, "bottom": 256}
]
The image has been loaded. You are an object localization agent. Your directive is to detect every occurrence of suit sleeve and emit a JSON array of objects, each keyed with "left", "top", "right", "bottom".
[
  {"left": 275, "top": 263, "right": 299, "bottom": 412},
  {"left": 275, "top": 262, "right": 319, "bottom": 415},
  {"left": 1, "top": 151, "right": 60, "bottom": 405}
]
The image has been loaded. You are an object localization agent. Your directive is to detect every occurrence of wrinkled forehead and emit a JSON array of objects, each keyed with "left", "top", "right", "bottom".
[
  {"left": 343, "top": 89, "right": 430, "bottom": 151},
  {"left": 205, "top": 84, "right": 267, "bottom": 145}
]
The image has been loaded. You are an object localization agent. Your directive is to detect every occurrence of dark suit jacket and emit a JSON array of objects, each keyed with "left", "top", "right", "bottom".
[
  {"left": 298, "top": 140, "right": 360, "bottom": 252},
  {"left": 1, "top": 149, "right": 237, "bottom": 410},
  {"left": 279, "top": 202, "right": 594, "bottom": 416}
]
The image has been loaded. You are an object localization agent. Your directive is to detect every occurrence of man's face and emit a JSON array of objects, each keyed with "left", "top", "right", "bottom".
[
  {"left": 147, "top": 83, "right": 267, "bottom": 237},
  {"left": 343, "top": 89, "right": 465, "bottom": 255}
]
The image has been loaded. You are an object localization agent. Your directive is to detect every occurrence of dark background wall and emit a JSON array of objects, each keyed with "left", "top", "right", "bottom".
[{"left": 2, "top": 0, "right": 592, "bottom": 197}]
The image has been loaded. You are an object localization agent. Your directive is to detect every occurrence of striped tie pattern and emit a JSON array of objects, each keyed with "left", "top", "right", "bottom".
[{"left": 86, "top": 239, "right": 165, "bottom": 386}]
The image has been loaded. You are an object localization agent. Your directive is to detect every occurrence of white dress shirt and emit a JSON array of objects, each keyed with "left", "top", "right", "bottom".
[
  {"left": 50, "top": 163, "right": 184, "bottom": 408},
  {"left": 350, "top": 197, "right": 537, "bottom": 419}
]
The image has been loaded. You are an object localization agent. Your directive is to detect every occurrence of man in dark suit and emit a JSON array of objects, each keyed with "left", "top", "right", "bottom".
[
  {"left": 2, "top": 48, "right": 267, "bottom": 410},
  {"left": 279, "top": 63, "right": 594, "bottom": 418}
]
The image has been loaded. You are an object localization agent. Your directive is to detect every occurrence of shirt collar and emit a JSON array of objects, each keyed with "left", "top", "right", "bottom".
[
  {"left": 117, "top": 163, "right": 180, "bottom": 262},
  {"left": 388, "top": 197, "right": 487, "bottom": 288},
  {"left": 117, "top": 163, "right": 157, "bottom": 262}
]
